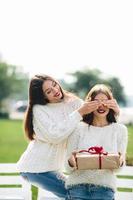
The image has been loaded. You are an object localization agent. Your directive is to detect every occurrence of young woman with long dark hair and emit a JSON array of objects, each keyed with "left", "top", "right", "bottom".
[{"left": 17, "top": 75, "right": 119, "bottom": 198}]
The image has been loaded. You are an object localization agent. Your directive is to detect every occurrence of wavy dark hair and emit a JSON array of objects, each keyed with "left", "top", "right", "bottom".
[
  {"left": 83, "top": 84, "right": 117, "bottom": 125},
  {"left": 24, "top": 74, "right": 66, "bottom": 140}
]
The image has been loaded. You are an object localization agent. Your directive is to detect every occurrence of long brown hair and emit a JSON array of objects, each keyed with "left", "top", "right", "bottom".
[
  {"left": 83, "top": 84, "right": 117, "bottom": 125},
  {"left": 24, "top": 74, "right": 65, "bottom": 140}
]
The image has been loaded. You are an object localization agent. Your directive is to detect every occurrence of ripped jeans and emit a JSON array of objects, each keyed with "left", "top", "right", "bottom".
[
  {"left": 65, "top": 184, "right": 115, "bottom": 200},
  {"left": 21, "top": 171, "right": 67, "bottom": 199}
]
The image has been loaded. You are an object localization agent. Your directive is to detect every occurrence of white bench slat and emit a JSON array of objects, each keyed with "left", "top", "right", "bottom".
[
  {"left": 0, "top": 188, "right": 31, "bottom": 200},
  {"left": 0, "top": 163, "right": 18, "bottom": 173},
  {"left": 115, "top": 191, "right": 133, "bottom": 200},
  {"left": 39, "top": 198, "right": 62, "bottom": 200},
  {"left": 0, "top": 197, "right": 24, "bottom": 200},
  {"left": 0, "top": 188, "right": 25, "bottom": 194},
  {"left": 0, "top": 176, "right": 29, "bottom": 185},
  {"left": 116, "top": 166, "right": 133, "bottom": 176},
  {"left": 116, "top": 178, "right": 133, "bottom": 188},
  {"left": 0, "top": 163, "right": 32, "bottom": 200},
  {"left": 37, "top": 188, "right": 61, "bottom": 200}
]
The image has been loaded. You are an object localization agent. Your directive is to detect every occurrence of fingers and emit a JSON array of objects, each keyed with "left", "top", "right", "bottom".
[
  {"left": 118, "top": 152, "right": 125, "bottom": 167},
  {"left": 72, "top": 150, "right": 79, "bottom": 156},
  {"left": 78, "top": 98, "right": 119, "bottom": 116},
  {"left": 68, "top": 155, "right": 77, "bottom": 169},
  {"left": 78, "top": 101, "right": 100, "bottom": 116},
  {"left": 68, "top": 150, "right": 79, "bottom": 169},
  {"left": 103, "top": 99, "right": 120, "bottom": 114},
  {"left": 83, "top": 101, "right": 101, "bottom": 113}
]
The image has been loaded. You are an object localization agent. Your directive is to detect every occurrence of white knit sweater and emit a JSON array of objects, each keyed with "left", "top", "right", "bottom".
[
  {"left": 65, "top": 122, "right": 128, "bottom": 191},
  {"left": 17, "top": 98, "right": 83, "bottom": 172}
]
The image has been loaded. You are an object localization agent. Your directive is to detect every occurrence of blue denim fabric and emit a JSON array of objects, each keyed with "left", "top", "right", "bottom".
[
  {"left": 65, "top": 184, "right": 114, "bottom": 200},
  {"left": 21, "top": 171, "right": 67, "bottom": 199}
]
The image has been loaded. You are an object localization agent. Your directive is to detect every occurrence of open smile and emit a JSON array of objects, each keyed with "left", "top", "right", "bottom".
[{"left": 97, "top": 108, "right": 106, "bottom": 114}]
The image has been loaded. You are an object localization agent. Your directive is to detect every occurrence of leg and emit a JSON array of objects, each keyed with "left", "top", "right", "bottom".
[
  {"left": 89, "top": 184, "right": 115, "bottom": 200},
  {"left": 21, "top": 171, "right": 67, "bottom": 198},
  {"left": 65, "top": 184, "right": 115, "bottom": 200},
  {"left": 65, "top": 184, "right": 89, "bottom": 200}
]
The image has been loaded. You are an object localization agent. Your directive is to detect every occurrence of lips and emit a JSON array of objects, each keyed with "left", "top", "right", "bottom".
[
  {"left": 97, "top": 108, "right": 106, "bottom": 114},
  {"left": 54, "top": 92, "right": 61, "bottom": 97}
]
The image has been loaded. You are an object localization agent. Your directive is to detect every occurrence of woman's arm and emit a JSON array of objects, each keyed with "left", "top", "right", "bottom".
[
  {"left": 117, "top": 124, "right": 128, "bottom": 165},
  {"left": 33, "top": 99, "right": 100, "bottom": 144},
  {"left": 64, "top": 127, "right": 81, "bottom": 173},
  {"left": 33, "top": 105, "right": 82, "bottom": 144}
]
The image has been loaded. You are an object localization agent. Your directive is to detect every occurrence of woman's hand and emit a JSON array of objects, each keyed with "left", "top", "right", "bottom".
[
  {"left": 118, "top": 152, "right": 124, "bottom": 167},
  {"left": 68, "top": 150, "right": 78, "bottom": 170},
  {"left": 103, "top": 99, "right": 120, "bottom": 115},
  {"left": 78, "top": 100, "right": 101, "bottom": 116}
]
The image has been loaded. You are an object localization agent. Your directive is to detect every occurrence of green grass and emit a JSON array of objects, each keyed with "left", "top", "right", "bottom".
[
  {"left": 0, "top": 119, "right": 27, "bottom": 162},
  {"left": 126, "top": 125, "right": 133, "bottom": 165},
  {"left": 0, "top": 119, "right": 37, "bottom": 200},
  {"left": 0, "top": 119, "right": 133, "bottom": 199}
]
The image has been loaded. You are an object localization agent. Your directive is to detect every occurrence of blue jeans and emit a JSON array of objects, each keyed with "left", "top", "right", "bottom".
[
  {"left": 65, "top": 184, "right": 115, "bottom": 200},
  {"left": 21, "top": 171, "right": 67, "bottom": 199}
]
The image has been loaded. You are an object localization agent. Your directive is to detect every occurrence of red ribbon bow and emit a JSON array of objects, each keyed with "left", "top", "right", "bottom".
[{"left": 79, "top": 146, "right": 108, "bottom": 169}]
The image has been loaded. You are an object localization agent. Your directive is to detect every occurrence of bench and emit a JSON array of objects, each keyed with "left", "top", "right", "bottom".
[
  {"left": 115, "top": 166, "right": 133, "bottom": 200},
  {"left": 37, "top": 189, "right": 61, "bottom": 200},
  {"left": 0, "top": 163, "right": 32, "bottom": 200},
  {"left": 38, "top": 166, "right": 133, "bottom": 200},
  {"left": 0, "top": 163, "right": 61, "bottom": 200},
  {"left": 0, "top": 163, "right": 133, "bottom": 200}
]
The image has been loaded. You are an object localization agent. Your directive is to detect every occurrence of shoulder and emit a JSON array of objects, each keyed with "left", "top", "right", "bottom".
[
  {"left": 113, "top": 123, "right": 128, "bottom": 138},
  {"left": 78, "top": 121, "right": 88, "bottom": 128},
  {"left": 114, "top": 123, "right": 127, "bottom": 131},
  {"left": 33, "top": 104, "right": 43, "bottom": 111},
  {"left": 33, "top": 104, "right": 47, "bottom": 115},
  {"left": 69, "top": 97, "right": 84, "bottom": 108}
]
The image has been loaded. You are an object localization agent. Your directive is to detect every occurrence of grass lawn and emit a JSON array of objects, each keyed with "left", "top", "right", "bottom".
[
  {"left": 0, "top": 119, "right": 133, "bottom": 199},
  {"left": 0, "top": 119, "right": 37, "bottom": 200}
]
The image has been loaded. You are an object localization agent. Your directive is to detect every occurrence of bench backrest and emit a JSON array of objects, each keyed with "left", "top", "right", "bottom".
[
  {"left": 0, "top": 163, "right": 32, "bottom": 200},
  {"left": 115, "top": 166, "right": 133, "bottom": 200},
  {"left": 0, "top": 164, "right": 132, "bottom": 200}
]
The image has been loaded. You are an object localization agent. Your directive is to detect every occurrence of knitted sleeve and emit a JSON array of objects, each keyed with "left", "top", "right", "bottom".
[
  {"left": 117, "top": 124, "right": 128, "bottom": 155},
  {"left": 32, "top": 104, "right": 82, "bottom": 144},
  {"left": 64, "top": 127, "right": 81, "bottom": 174}
]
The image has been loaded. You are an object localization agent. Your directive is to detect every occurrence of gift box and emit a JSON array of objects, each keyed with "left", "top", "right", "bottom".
[{"left": 76, "top": 146, "right": 120, "bottom": 170}]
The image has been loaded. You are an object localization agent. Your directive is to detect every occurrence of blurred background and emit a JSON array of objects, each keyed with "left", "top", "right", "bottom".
[{"left": 0, "top": 0, "right": 133, "bottom": 199}]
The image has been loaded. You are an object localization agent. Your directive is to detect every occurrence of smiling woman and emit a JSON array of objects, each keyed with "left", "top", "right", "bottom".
[
  {"left": 65, "top": 84, "right": 128, "bottom": 200},
  {"left": 42, "top": 79, "right": 64, "bottom": 103},
  {"left": 16, "top": 74, "right": 102, "bottom": 199}
]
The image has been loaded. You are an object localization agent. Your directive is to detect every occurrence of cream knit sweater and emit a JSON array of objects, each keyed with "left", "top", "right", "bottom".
[
  {"left": 17, "top": 98, "right": 83, "bottom": 173},
  {"left": 65, "top": 122, "right": 128, "bottom": 191}
]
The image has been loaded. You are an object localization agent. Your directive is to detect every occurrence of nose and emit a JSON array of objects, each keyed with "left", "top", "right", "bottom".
[{"left": 52, "top": 87, "right": 58, "bottom": 94}]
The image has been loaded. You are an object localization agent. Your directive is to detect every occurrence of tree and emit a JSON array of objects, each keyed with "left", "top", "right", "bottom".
[
  {"left": 104, "top": 77, "right": 126, "bottom": 105},
  {"left": 0, "top": 62, "right": 29, "bottom": 112},
  {"left": 65, "top": 68, "right": 126, "bottom": 105}
]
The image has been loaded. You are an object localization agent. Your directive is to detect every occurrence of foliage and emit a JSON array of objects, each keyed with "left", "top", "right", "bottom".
[
  {"left": 0, "top": 62, "right": 29, "bottom": 111},
  {"left": 64, "top": 68, "right": 126, "bottom": 105},
  {"left": 103, "top": 77, "right": 126, "bottom": 105}
]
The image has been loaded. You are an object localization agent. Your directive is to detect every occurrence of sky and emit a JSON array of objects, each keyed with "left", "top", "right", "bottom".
[{"left": 0, "top": 0, "right": 133, "bottom": 95}]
